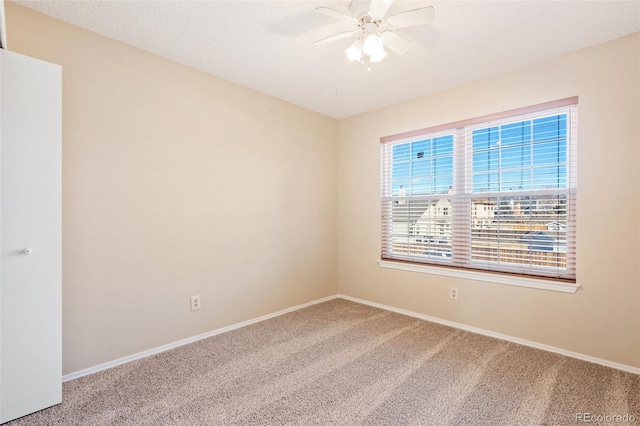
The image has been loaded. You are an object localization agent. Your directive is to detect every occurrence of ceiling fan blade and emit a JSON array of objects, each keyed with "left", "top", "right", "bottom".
[
  {"left": 315, "top": 7, "right": 357, "bottom": 23},
  {"left": 387, "top": 6, "right": 435, "bottom": 28},
  {"left": 368, "top": 0, "right": 394, "bottom": 19},
  {"left": 314, "top": 30, "right": 358, "bottom": 46},
  {"left": 350, "top": 0, "right": 369, "bottom": 18},
  {"left": 381, "top": 31, "right": 411, "bottom": 55}
]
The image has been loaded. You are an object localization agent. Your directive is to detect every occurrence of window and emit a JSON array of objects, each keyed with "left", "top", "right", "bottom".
[{"left": 380, "top": 98, "right": 577, "bottom": 282}]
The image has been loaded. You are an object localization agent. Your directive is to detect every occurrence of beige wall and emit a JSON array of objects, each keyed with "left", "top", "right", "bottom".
[
  {"left": 6, "top": 2, "right": 339, "bottom": 375},
  {"left": 338, "top": 33, "right": 640, "bottom": 368}
]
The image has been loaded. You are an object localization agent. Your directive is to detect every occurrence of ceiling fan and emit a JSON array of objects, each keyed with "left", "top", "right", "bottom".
[{"left": 314, "top": 0, "right": 435, "bottom": 64}]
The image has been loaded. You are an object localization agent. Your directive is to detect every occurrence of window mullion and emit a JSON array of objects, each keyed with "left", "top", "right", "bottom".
[{"left": 451, "top": 127, "right": 470, "bottom": 267}]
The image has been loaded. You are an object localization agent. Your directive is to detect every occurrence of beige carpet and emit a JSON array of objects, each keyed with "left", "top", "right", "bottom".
[{"left": 8, "top": 299, "right": 639, "bottom": 425}]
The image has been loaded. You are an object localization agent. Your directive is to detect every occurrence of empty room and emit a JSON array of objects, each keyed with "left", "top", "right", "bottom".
[{"left": 0, "top": 0, "right": 638, "bottom": 424}]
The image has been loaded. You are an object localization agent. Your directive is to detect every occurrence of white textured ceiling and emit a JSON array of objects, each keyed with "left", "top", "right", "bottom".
[{"left": 13, "top": 0, "right": 640, "bottom": 119}]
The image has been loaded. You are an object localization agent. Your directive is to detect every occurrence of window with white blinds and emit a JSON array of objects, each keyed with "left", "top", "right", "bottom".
[{"left": 380, "top": 98, "right": 577, "bottom": 281}]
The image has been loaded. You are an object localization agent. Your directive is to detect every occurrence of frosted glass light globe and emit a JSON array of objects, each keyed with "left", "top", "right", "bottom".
[{"left": 363, "top": 33, "right": 384, "bottom": 57}]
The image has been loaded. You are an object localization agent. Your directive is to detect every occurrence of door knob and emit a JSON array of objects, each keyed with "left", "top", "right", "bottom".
[{"left": 23, "top": 248, "right": 33, "bottom": 255}]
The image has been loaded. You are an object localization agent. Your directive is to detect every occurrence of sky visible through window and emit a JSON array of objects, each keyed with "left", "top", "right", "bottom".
[
  {"left": 392, "top": 114, "right": 567, "bottom": 195},
  {"left": 392, "top": 135, "right": 453, "bottom": 196}
]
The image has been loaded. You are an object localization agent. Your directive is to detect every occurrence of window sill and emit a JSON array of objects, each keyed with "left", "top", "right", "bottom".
[{"left": 378, "top": 260, "right": 579, "bottom": 294}]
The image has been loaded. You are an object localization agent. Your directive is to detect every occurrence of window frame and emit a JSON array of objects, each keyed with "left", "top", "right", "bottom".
[{"left": 379, "top": 97, "right": 578, "bottom": 293}]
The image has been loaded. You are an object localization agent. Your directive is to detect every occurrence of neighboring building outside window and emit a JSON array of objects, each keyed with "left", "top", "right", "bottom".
[{"left": 380, "top": 98, "right": 577, "bottom": 282}]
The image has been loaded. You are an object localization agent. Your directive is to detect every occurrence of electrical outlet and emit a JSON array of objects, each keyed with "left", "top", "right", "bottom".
[
  {"left": 450, "top": 287, "right": 459, "bottom": 301},
  {"left": 190, "top": 295, "right": 201, "bottom": 311}
]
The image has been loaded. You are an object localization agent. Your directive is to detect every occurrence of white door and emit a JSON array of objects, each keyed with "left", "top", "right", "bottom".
[{"left": 0, "top": 49, "right": 62, "bottom": 423}]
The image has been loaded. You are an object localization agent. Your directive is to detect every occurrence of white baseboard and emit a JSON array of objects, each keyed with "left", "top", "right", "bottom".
[
  {"left": 337, "top": 294, "right": 640, "bottom": 375},
  {"left": 62, "top": 294, "right": 338, "bottom": 382},
  {"left": 63, "top": 292, "right": 638, "bottom": 382}
]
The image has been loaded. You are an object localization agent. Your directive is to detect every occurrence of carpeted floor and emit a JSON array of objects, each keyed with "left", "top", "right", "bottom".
[{"left": 8, "top": 299, "right": 639, "bottom": 425}]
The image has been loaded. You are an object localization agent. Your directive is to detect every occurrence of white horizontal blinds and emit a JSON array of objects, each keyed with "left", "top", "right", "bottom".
[
  {"left": 462, "top": 106, "right": 577, "bottom": 279},
  {"left": 381, "top": 132, "right": 455, "bottom": 265},
  {"left": 381, "top": 99, "right": 577, "bottom": 281}
]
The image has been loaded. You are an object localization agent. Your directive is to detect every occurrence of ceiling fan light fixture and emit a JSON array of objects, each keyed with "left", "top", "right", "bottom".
[
  {"left": 345, "top": 38, "right": 363, "bottom": 61},
  {"left": 368, "top": 48, "right": 387, "bottom": 63},
  {"left": 362, "top": 33, "right": 384, "bottom": 58},
  {"left": 314, "top": 2, "right": 435, "bottom": 66}
]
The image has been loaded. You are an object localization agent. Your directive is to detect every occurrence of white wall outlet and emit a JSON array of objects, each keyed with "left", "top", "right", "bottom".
[
  {"left": 450, "top": 287, "right": 459, "bottom": 301},
  {"left": 190, "top": 295, "right": 201, "bottom": 311}
]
